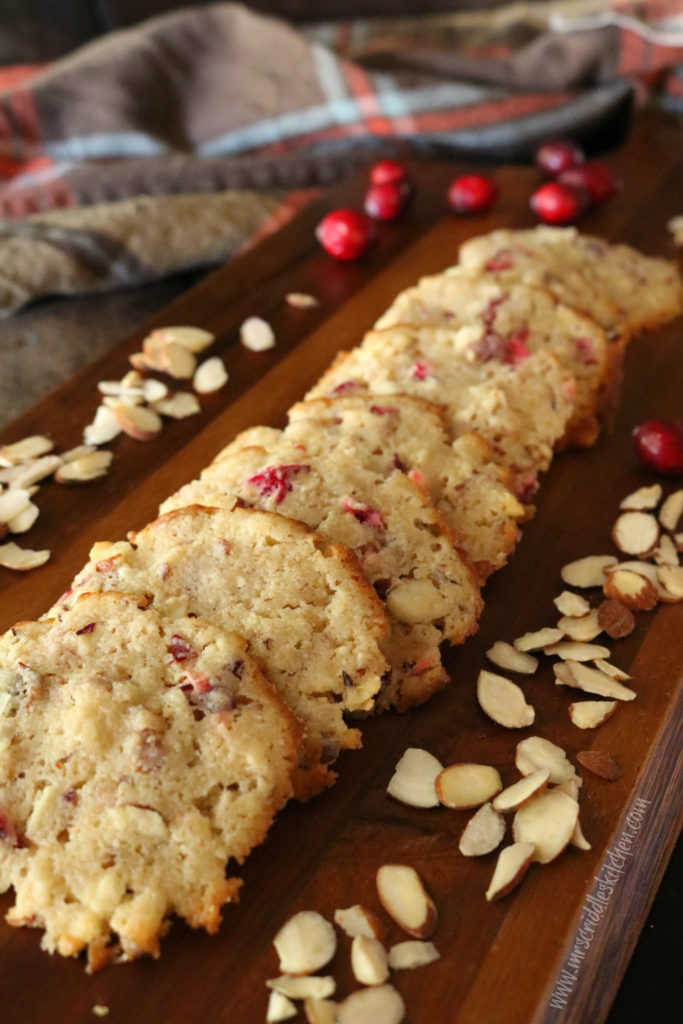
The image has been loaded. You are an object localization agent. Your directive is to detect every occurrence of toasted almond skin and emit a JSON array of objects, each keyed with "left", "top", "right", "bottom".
[
  {"left": 436, "top": 763, "right": 503, "bottom": 809},
  {"left": 485, "top": 842, "right": 535, "bottom": 901},
  {"left": 604, "top": 569, "right": 658, "bottom": 610},
  {"left": 597, "top": 599, "right": 635, "bottom": 639},
  {"left": 561, "top": 555, "right": 618, "bottom": 588},
  {"left": 576, "top": 749, "right": 622, "bottom": 780},
  {"left": 376, "top": 864, "right": 437, "bottom": 939},
  {"left": 459, "top": 802, "right": 505, "bottom": 857}
]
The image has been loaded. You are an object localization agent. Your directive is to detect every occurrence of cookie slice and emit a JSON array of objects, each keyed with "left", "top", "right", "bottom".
[
  {"left": 281, "top": 395, "right": 526, "bottom": 581},
  {"left": 307, "top": 330, "right": 575, "bottom": 493},
  {"left": 458, "top": 226, "right": 683, "bottom": 340},
  {"left": 52, "top": 506, "right": 389, "bottom": 799},
  {"left": 0, "top": 591, "right": 301, "bottom": 969},
  {"left": 160, "top": 435, "right": 483, "bottom": 712},
  {"left": 374, "top": 270, "right": 610, "bottom": 447}
]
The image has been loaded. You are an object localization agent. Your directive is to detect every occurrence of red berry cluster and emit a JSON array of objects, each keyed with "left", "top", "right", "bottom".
[
  {"left": 530, "top": 140, "right": 618, "bottom": 226},
  {"left": 316, "top": 160, "right": 412, "bottom": 261}
]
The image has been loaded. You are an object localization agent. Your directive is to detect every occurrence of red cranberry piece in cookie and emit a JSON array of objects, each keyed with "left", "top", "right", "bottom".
[
  {"left": 247, "top": 464, "right": 310, "bottom": 503},
  {"left": 447, "top": 174, "right": 498, "bottom": 215},
  {"left": 316, "top": 209, "right": 376, "bottom": 261}
]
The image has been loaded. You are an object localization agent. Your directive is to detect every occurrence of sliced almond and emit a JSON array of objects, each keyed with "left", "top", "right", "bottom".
[
  {"left": 654, "top": 534, "right": 679, "bottom": 567},
  {"left": 436, "top": 763, "right": 502, "bottom": 809},
  {"left": 569, "top": 700, "right": 617, "bottom": 729},
  {"left": 485, "top": 842, "right": 535, "bottom": 901},
  {"left": 386, "top": 747, "right": 443, "bottom": 808},
  {"left": 512, "top": 789, "right": 579, "bottom": 863},
  {"left": 110, "top": 403, "right": 163, "bottom": 441},
  {"left": 477, "top": 670, "right": 535, "bottom": 729},
  {"left": 273, "top": 911, "right": 336, "bottom": 975},
  {"left": 267, "top": 991, "right": 298, "bottom": 1023},
  {"left": 612, "top": 511, "right": 659, "bottom": 556},
  {"left": 659, "top": 489, "right": 683, "bottom": 532},
  {"left": 513, "top": 627, "right": 563, "bottom": 652},
  {"left": 557, "top": 778, "right": 580, "bottom": 801},
  {"left": 83, "top": 404, "right": 122, "bottom": 446},
  {"left": 55, "top": 451, "right": 113, "bottom": 484},
  {"left": 561, "top": 555, "right": 618, "bottom": 588},
  {"left": 159, "top": 340, "right": 197, "bottom": 380},
  {"left": 8, "top": 455, "right": 62, "bottom": 489},
  {"left": 350, "top": 935, "right": 390, "bottom": 986},
  {"left": 336, "top": 985, "right": 405, "bottom": 1024},
  {"left": 193, "top": 356, "right": 229, "bottom": 395},
  {"left": 142, "top": 378, "right": 169, "bottom": 403},
  {"left": 0, "top": 435, "right": 53, "bottom": 466},
  {"left": 597, "top": 599, "right": 635, "bottom": 639},
  {"left": 675, "top": 532, "right": 683, "bottom": 551},
  {"left": 0, "top": 487, "right": 32, "bottom": 524},
  {"left": 554, "top": 660, "right": 636, "bottom": 701},
  {"left": 576, "top": 749, "right": 622, "bottom": 781},
  {"left": 0, "top": 542, "right": 50, "bottom": 570},
  {"left": 515, "top": 736, "right": 579, "bottom": 786},
  {"left": 129, "top": 351, "right": 152, "bottom": 372},
  {"left": 656, "top": 565, "right": 683, "bottom": 600},
  {"left": 153, "top": 392, "right": 202, "bottom": 419},
  {"left": 376, "top": 865, "right": 437, "bottom": 939},
  {"left": 97, "top": 379, "right": 145, "bottom": 401},
  {"left": 544, "top": 641, "right": 610, "bottom": 661},
  {"left": 570, "top": 817, "right": 592, "bottom": 851},
  {"left": 240, "top": 316, "right": 276, "bottom": 352},
  {"left": 619, "top": 483, "right": 662, "bottom": 510},
  {"left": 604, "top": 568, "right": 658, "bottom": 610},
  {"left": 145, "top": 326, "right": 214, "bottom": 353},
  {"left": 554, "top": 591, "right": 590, "bottom": 617},
  {"left": 388, "top": 940, "right": 440, "bottom": 971},
  {"left": 594, "top": 658, "right": 630, "bottom": 681},
  {"left": 304, "top": 999, "right": 339, "bottom": 1024},
  {"left": 8, "top": 502, "right": 39, "bottom": 534},
  {"left": 286, "top": 292, "right": 320, "bottom": 309},
  {"left": 60, "top": 444, "right": 97, "bottom": 464},
  {"left": 267, "top": 977, "right": 336, "bottom": 1001},
  {"left": 458, "top": 802, "right": 505, "bottom": 857},
  {"left": 557, "top": 608, "right": 603, "bottom": 641},
  {"left": 385, "top": 579, "right": 447, "bottom": 624},
  {"left": 486, "top": 641, "right": 538, "bottom": 675},
  {"left": 492, "top": 769, "right": 551, "bottom": 813},
  {"left": 334, "top": 906, "right": 386, "bottom": 941}
]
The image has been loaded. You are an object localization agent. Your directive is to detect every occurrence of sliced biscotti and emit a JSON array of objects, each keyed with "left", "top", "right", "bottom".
[
  {"left": 51, "top": 506, "right": 389, "bottom": 800},
  {"left": 307, "top": 330, "right": 575, "bottom": 490},
  {"left": 0, "top": 591, "right": 301, "bottom": 969},
  {"left": 458, "top": 226, "right": 683, "bottom": 340},
  {"left": 374, "top": 269, "right": 610, "bottom": 447},
  {"left": 160, "top": 437, "right": 483, "bottom": 712},
  {"left": 282, "top": 394, "right": 526, "bottom": 580}
]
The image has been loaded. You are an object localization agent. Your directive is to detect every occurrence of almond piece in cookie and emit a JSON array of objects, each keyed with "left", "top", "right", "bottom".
[
  {"left": 612, "top": 512, "right": 659, "bottom": 556},
  {"left": 376, "top": 865, "right": 437, "bottom": 939},
  {"left": 477, "top": 670, "right": 535, "bottom": 729},
  {"left": 485, "top": 842, "right": 535, "bottom": 901}
]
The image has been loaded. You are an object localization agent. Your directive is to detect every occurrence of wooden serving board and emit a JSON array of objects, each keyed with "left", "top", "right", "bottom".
[{"left": 1, "top": 115, "right": 682, "bottom": 1024}]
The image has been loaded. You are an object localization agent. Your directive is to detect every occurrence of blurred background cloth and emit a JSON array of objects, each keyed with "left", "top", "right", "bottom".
[{"left": 0, "top": 0, "right": 681, "bottom": 315}]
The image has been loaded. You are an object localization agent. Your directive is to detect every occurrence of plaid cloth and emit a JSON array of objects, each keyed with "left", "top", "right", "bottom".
[{"left": 0, "top": 0, "right": 681, "bottom": 315}]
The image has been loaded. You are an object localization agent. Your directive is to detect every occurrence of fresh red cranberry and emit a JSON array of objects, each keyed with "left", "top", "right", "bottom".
[
  {"left": 530, "top": 182, "right": 583, "bottom": 225},
  {"left": 364, "top": 181, "right": 406, "bottom": 221},
  {"left": 370, "top": 159, "right": 409, "bottom": 187},
  {"left": 447, "top": 174, "right": 498, "bottom": 215},
  {"left": 632, "top": 420, "right": 683, "bottom": 475},
  {"left": 535, "top": 139, "right": 584, "bottom": 177},
  {"left": 558, "top": 161, "right": 618, "bottom": 204},
  {"left": 316, "top": 209, "right": 376, "bottom": 261}
]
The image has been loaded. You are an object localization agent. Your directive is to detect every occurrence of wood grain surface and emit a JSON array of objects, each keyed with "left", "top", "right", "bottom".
[{"left": 1, "top": 115, "right": 682, "bottom": 1024}]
